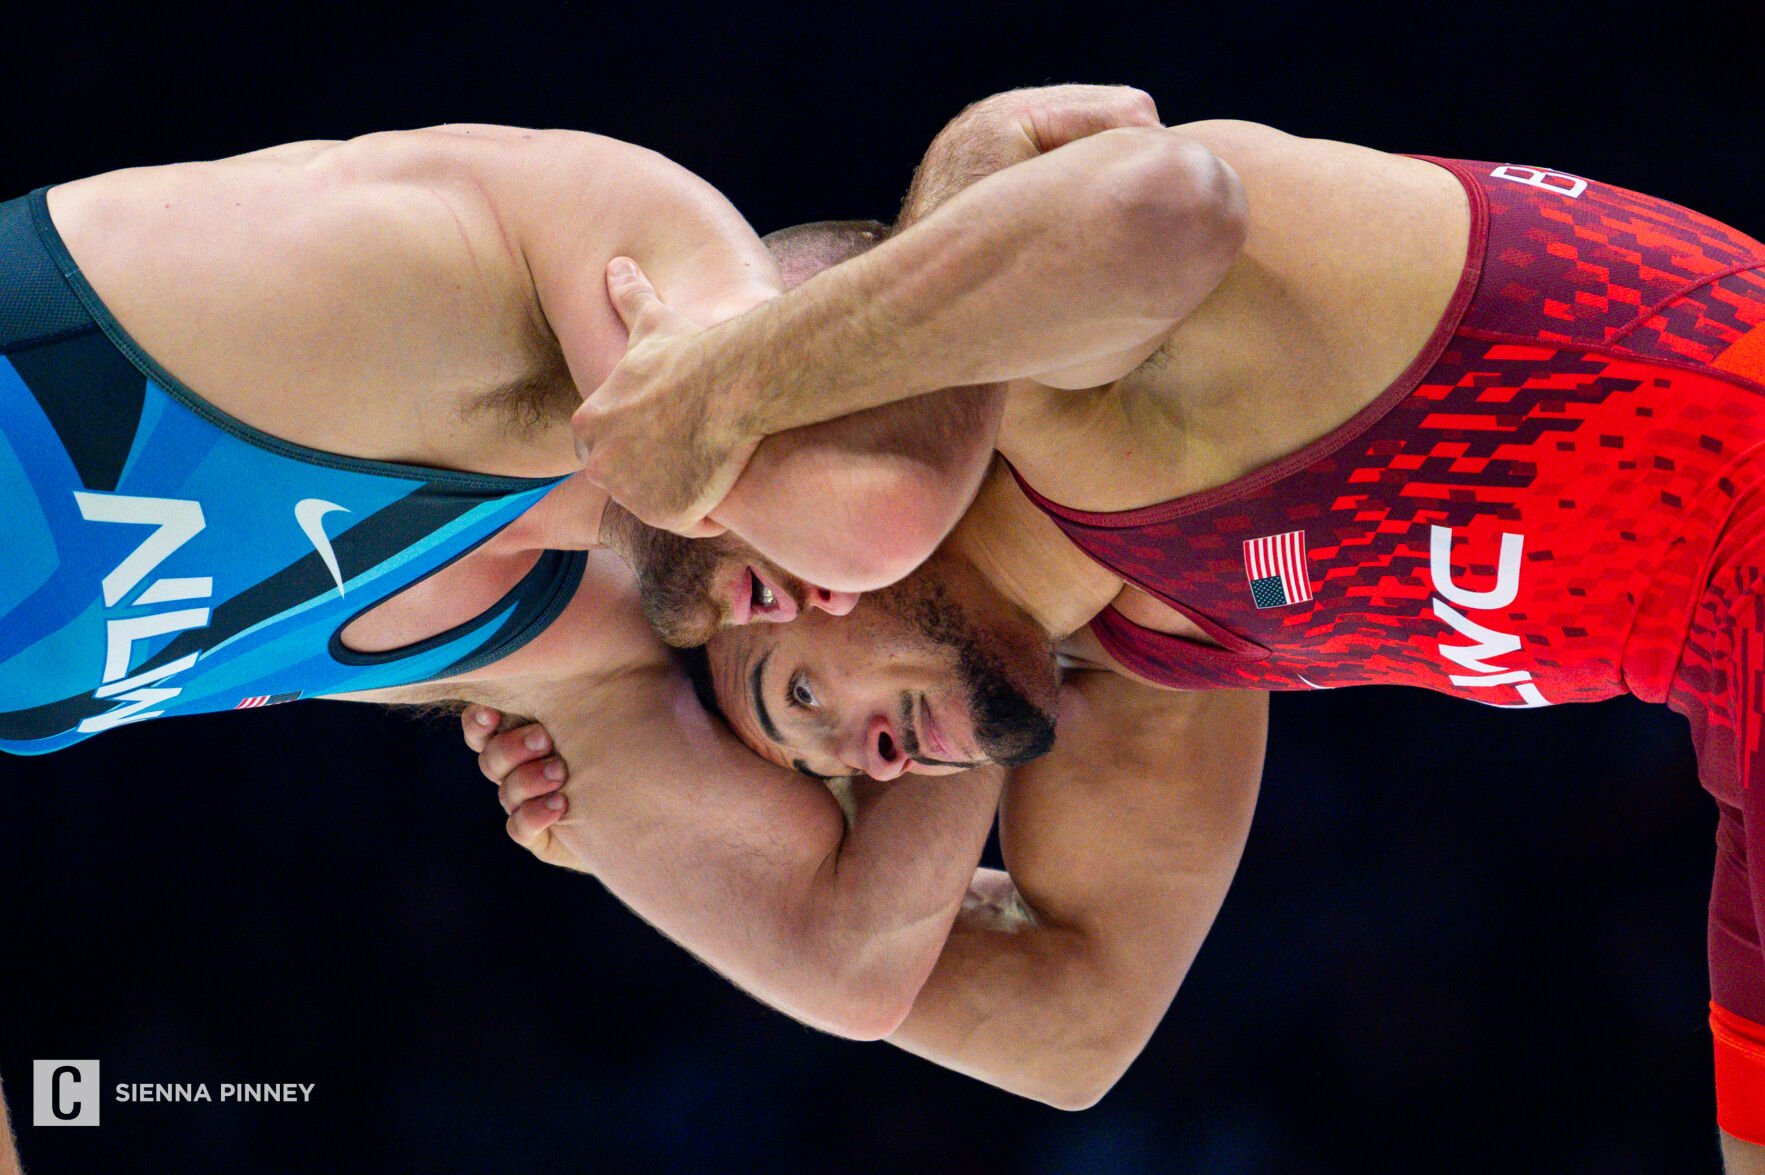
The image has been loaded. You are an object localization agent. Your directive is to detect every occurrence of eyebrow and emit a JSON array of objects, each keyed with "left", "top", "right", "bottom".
[{"left": 750, "top": 650, "right": 782, "bottom": 743}]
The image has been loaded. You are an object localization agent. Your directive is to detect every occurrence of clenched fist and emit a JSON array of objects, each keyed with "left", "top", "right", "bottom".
[{"left": 571, "top": 258, "right": 763, "bottom": 537}]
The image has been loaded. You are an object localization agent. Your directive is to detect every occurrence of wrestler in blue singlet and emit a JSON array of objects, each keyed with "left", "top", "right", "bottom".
[{"left": 0, "top": 188, "right": 584, "bottom": 755}]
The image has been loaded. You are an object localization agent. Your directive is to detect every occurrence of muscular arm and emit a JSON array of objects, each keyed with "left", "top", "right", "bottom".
[
  {"left": 499, "top": 665, "right": 1003, "bottom": 1038},
  {"left": 573, "top": 90, "right": 1246, "bottom": 537},
  {"left": 887, "top": 676, "right": 1267, "bottom": 1108},
  {"left": 695, "top": 87, "right": 1173, "bottom": 582},
  {"left": 513, "top": 132, "right": 999, "bottom": 587},
  {"left": 896, "top": 84, "right": 1163, "bottom": 232},
  {"left": 719, "top": 121, "right": 1244, "bottom": 432}
]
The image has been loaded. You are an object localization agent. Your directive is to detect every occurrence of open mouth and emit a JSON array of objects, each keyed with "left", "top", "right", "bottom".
[
  {"left": 730, "top": 566, "right": 798, "bottom": 626},
  {"left": 751, "top": 571, "right": 776, "bottom": 612}
]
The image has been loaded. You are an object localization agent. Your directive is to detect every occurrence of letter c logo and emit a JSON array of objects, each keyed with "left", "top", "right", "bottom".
[{"left": 52, "top": 1066, "right": 81, "bottom": 1121}]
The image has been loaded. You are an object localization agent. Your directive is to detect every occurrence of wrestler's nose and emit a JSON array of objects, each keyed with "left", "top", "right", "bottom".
[
  {"left": 843, "top": 713, "right": 909, "bottom": 781},
  {"left": 808, "top": 587, "right": 860, "bottom": 617}
]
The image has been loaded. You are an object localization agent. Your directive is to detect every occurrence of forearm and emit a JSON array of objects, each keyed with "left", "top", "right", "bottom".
[
  {"left": 571, "top": 765, "right": 1003, "bottom": 1037},
  {"left": 888, "top": 869, "right": 1167, "bottom": 1109},
  {"left": 714, "top": 383, "right": 1004, "bottom": 590},
  {"left": 539, "top": 675, "right": 1004, "bottom": 1037},
  {"left": 887, "top": 682, "right": 1266, "bottom": 1107},
  {"left": 707, "top": 128, "right": 1244, "bottom": 438}
]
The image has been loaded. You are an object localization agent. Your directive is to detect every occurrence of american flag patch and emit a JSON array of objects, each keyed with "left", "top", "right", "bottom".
[
  {"left": 234, "top": 692, "right": 301, "bottom": 710},
  {"left": 1243, "top": 530, "right": 1312, "bottom": 609}
]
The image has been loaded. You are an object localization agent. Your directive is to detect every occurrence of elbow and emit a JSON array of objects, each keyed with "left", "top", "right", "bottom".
[
  {"left": 795, "top": 968, "right": 920, "bottom": 1042},
  {"left": 817, "top": 994, "right": 916, "bottom": 1043},
  {"left": 1002, "top": 981, "right": 1159, "bottom": 1110},
  {"left": 1094, "top": 132, "right": 1247, "bottom": 313},
  {"left": 1022, "top": 1047, "right": 1135, "bottom": 1111},
  {"left": 1039, "top": 1075, "right": 1121, "bottom": 1113}
]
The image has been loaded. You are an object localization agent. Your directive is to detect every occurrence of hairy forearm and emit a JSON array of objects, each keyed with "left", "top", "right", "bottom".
[{"left": 701, "top": 128, "right": 1242, "bottom": 440}]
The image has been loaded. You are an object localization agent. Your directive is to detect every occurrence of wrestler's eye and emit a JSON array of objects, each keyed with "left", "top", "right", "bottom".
[{"left": 788, "top": 674, "right": 818, "bottom": 710}]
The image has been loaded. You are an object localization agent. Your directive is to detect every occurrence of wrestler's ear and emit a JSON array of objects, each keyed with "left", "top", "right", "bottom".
[{"left": 605, "top": 257, "right": 686, "bottom": 339}]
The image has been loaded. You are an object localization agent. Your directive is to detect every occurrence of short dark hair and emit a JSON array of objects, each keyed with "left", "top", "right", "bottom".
[
  {"left": 761, "top": 220, "right": 890, "bottom": 290},
  {"left": 676, "top": 643, "right": 723, "bottom": 722}
]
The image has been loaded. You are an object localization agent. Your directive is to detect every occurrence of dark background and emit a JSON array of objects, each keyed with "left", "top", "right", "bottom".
[{"left": 0, "top": 1, "right": 1755, "bottom": 1171}]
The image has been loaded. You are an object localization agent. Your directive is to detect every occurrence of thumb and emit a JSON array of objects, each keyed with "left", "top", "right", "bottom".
[
  {"left": 606, "top": 256, "right": 662, "bottom": 333},
  {"left": 675, "top": 517, "right": 727, "bottom": 539}
]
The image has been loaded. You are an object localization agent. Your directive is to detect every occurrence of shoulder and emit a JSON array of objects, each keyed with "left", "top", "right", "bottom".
[
  {"left": 450, "top": 126, "right": 761, "bottom": 262},
  {"left": 1167, "top": 118, "right": 1450, "bottom": 196}
]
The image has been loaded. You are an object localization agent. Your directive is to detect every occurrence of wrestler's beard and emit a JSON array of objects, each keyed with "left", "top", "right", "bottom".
[
  {"left": 878, "top": 576, "right": 1059, "bottom": 767},
  {"left": 602, "top": 505, "right": 729, "bottom": 648}
]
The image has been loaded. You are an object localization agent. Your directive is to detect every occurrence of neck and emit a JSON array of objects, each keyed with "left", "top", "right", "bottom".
[
  {"left": 496, "top": 472, "right": 611, "bottom": 554},
  {"left": 938, "top": 462, "right": 1122, "bottom": 640}
]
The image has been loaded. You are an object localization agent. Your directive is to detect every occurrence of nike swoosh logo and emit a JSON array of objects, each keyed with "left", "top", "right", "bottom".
[
  {"left": 294, "top": 498, "right": 351, "bottom": 597},
  {"left": 1296, "top": 674, "right": 1333, "bottom": 690}
]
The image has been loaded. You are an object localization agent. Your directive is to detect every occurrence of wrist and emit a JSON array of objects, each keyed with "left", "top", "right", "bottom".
[{"left": 675, "top": 308, "right": 771, "bottom": 450}]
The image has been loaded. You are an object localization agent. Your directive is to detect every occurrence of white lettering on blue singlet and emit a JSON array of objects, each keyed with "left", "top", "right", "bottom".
[
  {"left": 73, "top": 492, "right": 212, "bottom": 733},
  {"left": 1428, "top": 525, "right": 1549, "bottom": 709}
]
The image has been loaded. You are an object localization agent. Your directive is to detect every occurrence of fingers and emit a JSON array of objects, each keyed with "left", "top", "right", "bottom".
[
  {"left": 506, "top": 793, "right": 565, "bottom": 852},
  {"left": 471, "top": 713, "right": 565, "bottom": 857},
  {"left": 461, "top": 705, "right": 504, "bottom": 754},
  {"left": 496, "top": 757, "right": 567, "bottom": 815},
  {"left": 605, "top": 257, "right": 667, "bottom": 335},
  {"left": 1033, "top": 87, "right": 1161, "bottom": 152},
  {"left": 477, "top": 722, "right": 554, "bottom": 784}
]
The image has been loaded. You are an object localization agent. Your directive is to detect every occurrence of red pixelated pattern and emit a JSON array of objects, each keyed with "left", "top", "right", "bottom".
[
  {"left": 1013, "top": 156, "right": 1765, "bottom": 1050},
  {"left": 1016, "top": 159, "right": 1765, "bottom": 718}
]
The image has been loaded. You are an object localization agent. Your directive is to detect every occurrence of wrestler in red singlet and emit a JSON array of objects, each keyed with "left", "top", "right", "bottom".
[{"left": 1011, "top": 157, "right": 1765, "bottom": 1139}]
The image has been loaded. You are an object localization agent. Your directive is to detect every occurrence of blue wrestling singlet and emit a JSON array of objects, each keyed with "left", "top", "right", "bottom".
[{"left": 0, "top": 188, "right": 586, "bottom": 754}]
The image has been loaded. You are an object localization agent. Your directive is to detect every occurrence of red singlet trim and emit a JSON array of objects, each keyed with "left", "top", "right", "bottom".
[{"left": 1712, "top": 1001, "right": 1765, "bottom": 1144}]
